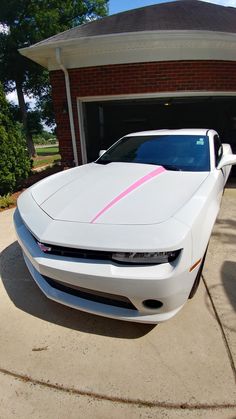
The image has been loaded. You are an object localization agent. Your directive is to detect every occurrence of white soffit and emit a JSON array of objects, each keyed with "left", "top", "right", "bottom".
[{"left": 20, "top": 30, "right": 236, "bottom": 70}]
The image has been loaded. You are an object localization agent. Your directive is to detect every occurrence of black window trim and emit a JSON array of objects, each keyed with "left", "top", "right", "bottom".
[{"left": 213, "top": 134, "right": 223, "bottom": 167}]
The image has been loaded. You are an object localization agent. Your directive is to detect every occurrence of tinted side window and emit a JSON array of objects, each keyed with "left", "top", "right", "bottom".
[{"left": 214, "top": 135, "right": 223, "bottom": 166}]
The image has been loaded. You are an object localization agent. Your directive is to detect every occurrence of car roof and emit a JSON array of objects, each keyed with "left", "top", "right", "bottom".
[{"left": 126, "top": 129, "right": 210, "bottom": 137}]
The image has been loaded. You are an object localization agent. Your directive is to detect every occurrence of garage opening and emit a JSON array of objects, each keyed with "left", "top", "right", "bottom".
[{"left": 82, "top": 96, "right": 236, "bottom": 167}]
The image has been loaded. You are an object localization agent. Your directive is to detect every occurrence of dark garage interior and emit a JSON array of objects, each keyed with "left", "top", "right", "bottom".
[{"left": 84, "top": 97, "right": 236, "bottom": 175}]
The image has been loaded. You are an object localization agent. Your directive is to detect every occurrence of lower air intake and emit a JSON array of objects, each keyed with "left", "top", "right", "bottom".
[{"left": 43, "top": 276, "right": 137, "bottom": 311}]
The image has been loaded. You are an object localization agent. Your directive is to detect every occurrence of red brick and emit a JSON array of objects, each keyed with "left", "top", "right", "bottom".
[{"left": 50, "top": 60, "right": 236, "bottom": 166}]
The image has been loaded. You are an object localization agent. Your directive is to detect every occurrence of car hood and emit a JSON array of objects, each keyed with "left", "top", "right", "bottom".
[{"left": 31, "top": 163, "right": 209, "bottom": 225}]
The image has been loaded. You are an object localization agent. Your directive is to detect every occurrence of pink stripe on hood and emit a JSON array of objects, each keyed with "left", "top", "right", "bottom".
[{"left": 91, "top": 166, "right": 166, "bottom": 224}]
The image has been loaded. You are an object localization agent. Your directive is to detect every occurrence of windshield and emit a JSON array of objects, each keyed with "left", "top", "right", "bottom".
[{"left": 96, "top": 135, "right": 210, "bottom": 172}]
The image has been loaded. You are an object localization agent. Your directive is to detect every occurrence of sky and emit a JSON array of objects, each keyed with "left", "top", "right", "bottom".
[{"left": 109, "top": 0, "right": 236, "bottom": 15}]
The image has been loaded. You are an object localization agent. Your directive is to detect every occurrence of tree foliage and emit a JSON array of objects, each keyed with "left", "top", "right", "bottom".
[
  {"left": 0, "top": 83, "right": 31, "bottom": 195},
  {"left": 0, "top": 0, "right": 108, "bottom": 154},
  {"left": 0, "top": 0, "right": 108, "bottom": 85}
]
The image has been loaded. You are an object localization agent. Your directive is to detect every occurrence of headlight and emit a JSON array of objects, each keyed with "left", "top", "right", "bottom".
[{"left": 112, "top": 250, "right": 181, "bottom": 264}]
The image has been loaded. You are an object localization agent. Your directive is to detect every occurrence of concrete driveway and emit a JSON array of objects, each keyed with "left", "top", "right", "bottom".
[{"left": 0, "top": 189, "right": 235, "bottom": 419}]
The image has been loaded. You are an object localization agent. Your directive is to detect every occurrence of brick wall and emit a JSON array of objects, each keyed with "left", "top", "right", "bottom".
[{"left": 50, "top": 60, "right": 236, "bottom": 165}]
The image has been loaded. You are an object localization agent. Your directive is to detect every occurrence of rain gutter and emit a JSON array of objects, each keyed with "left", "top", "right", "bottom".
[{"left": 55, "top": 47, "right": 79, "bottom": 166}]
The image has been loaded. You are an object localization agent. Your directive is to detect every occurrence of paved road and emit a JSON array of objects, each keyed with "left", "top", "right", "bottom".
[{"left": 0, "top": 189, "right": 235, "bottom": 418}]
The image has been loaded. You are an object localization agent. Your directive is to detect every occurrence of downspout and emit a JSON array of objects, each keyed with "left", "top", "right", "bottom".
[{"left": 55, "top": 47, "right": 79, "bottom": 166}]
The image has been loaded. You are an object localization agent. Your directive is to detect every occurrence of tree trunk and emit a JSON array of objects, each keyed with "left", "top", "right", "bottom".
[{"left": 15, "top": 79, "right": 36, "bottom": 157}]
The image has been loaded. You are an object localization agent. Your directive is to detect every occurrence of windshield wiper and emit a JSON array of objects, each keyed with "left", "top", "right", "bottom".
[
  {"left": 96, "top": 160, "right": 113, "bottom": 165},
  {"left": 97, "top": 161, "right": 182, "bottom": 170},
  {"left": 162, "top": 165, "right": 182, "bottom": 171}
]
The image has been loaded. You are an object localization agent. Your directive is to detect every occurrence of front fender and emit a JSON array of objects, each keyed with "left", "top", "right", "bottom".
[{"left": 174, "top": 173, "right": 223, "bottom": 264}]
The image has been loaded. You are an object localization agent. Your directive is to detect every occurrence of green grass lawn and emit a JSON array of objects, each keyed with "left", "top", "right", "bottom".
[
  {"left": 36, "top": 146, "right": 59, "bottom": 156},
  {"left": 33, "top": 145, "right": 61, "bottom": 168}
]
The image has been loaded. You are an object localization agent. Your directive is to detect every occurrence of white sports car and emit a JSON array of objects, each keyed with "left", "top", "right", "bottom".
[{"left": 14, "top": 129, "right": 236, "bottom": 323}]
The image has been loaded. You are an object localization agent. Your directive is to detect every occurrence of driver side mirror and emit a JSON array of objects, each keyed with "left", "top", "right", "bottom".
[
  {"left": 217, "top": 154, "right": 236, "bottom": 170},
  {"left": 99, "top": 149, "right": 106, "bottom": 157}
]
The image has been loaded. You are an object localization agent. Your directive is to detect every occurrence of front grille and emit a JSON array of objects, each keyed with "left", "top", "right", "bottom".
[
  {"left": 43, "top": 276, "right": 137, "bottom": 311},
  {"left": 37, "top": 239, "right": 114, "bottom": 261}
]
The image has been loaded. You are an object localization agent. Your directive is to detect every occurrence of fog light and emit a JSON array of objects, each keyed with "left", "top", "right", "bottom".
[{"left": 143, "top": 299, "right": 163, "bottom": 309}]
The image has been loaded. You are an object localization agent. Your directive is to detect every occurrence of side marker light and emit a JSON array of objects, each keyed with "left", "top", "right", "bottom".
[{"left": 189, "top": 259, "right": 202, "bottom": 272}]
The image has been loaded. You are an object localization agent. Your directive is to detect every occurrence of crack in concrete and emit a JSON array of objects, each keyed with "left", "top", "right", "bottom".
[
  {"left": 0, "top": 366, "right": 235, "bottom": 411},
  {"left": 202, "top": 274, "right": 236, "bottom": 383}
]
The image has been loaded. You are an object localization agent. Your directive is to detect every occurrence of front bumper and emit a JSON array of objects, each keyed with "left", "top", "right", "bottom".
[{"left": 14, "top": 208, "right": 197, "bottom": 323}]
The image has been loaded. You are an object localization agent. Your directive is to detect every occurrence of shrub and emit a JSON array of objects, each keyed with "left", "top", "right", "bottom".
[
  {"left": 0, "top": 194, "right": 15, "bottom": 209},
  {"left": 0, "top": 85, "right": 31, "bottom": 195}
]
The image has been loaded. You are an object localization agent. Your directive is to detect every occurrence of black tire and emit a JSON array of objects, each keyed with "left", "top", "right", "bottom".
[{"left": 188, "top": 250, "right": 207, "bottom": 299}]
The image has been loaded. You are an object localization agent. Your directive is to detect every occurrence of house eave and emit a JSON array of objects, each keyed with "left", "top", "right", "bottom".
[{"left": 19, "top": 30, "right": 236, "bottom": 70}]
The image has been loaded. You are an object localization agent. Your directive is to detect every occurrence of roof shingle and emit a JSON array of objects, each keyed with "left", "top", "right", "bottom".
[{"left": 35, "top": 0, "right": 236, "bottom": 47}]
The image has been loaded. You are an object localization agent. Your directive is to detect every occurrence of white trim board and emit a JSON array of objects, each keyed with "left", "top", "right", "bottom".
[
  {"left": 78, "top": 91, "right": 236, "bottom": 103},
  {"left": 20, "top": 30, "right": 236, "bottom": 70}
]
